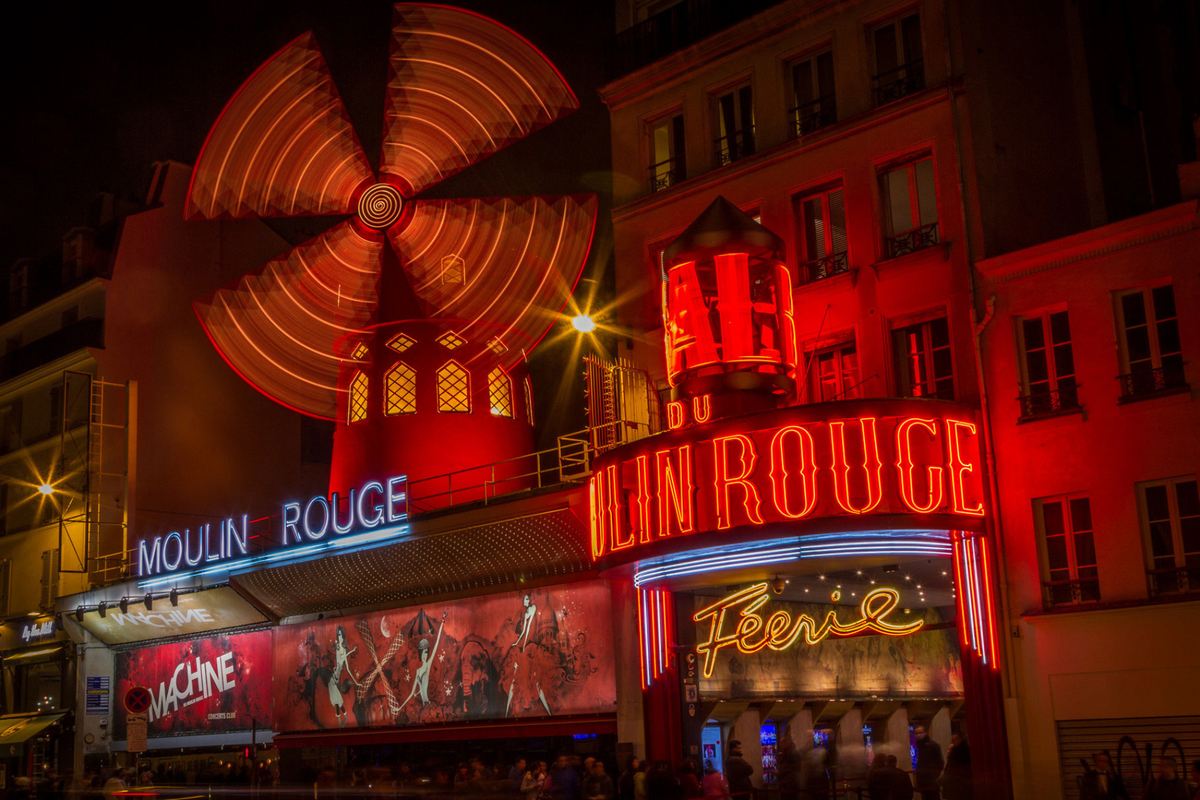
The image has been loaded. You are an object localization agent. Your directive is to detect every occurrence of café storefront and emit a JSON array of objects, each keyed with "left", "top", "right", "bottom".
[{"left": 0, "top": 614, "right": 73, "bottom": 785}]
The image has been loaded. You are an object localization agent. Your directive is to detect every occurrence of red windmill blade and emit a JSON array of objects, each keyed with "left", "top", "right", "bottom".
[{"left": 186, "top": 4, "right": 595, "bottom": 422}]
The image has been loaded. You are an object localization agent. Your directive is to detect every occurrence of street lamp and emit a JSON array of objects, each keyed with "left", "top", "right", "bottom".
[
  {"left": 37, "top": 483, "right": 53, "bottom": 495},
  {"left": 571, "top": 314, "right": 596, "bottom": 333}
]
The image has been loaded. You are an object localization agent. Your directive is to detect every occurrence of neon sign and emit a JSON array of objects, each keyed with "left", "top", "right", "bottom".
[
  {"left": 589, "top": 403, "right": 986, "bottom": 562},
  {"left": 693, "top": 583, "right": 925, "bottom": 678},
  {"left": 138, "top": 475, "right": 407, "bottom": 577}
]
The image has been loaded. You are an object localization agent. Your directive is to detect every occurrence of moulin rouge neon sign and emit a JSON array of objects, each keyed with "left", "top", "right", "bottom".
[
  {"left": 138, "top": 476, "right": 407, "bottom": 577},
  {"left": 589, "top": 405, "right": 986, "bottom": 561},
  {"left": 693, "top": 582, "right": 926, "bottom": 678}
]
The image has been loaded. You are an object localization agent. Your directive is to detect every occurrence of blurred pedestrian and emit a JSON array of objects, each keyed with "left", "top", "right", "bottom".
[
  {"left": 634, "top": 760, "right": 648, "bottom": 800},
  {"left": 701, "top": 760, "right": 727, "bottom": 799},
  {"left": 678, "top": 759, "right": 700, "bottom": 799},
  {"left": 102, "top": 769, "right": 128, "bottom": 799},
  {"left": 510, "top": 759, "right": 529, "bottom": 794},
  {"left": 1080, "top": 752, "right": 1128, "bottom": 800},
  {"left": 938, "top": 736, "right": 972, "bottom": 800},
  {"left": 584, "top": 760, "right": 615, "bottom": 800},
  {"left": 1140, "top": 756, "right": 1190, "bottom": 800},
  {"left": 726, "top": 741, "right": 754, "bottom": 800},
  {"left": 914, "top": 726, "right": 944, "bottom": 800},
  {"left": 646, "top": 761, "right": 679, "bottom": 800},
  {"left": 521, "top": 761, "right": 547, "bottom": 800},
  {"left": 867, "top": 754, "right": 890, "bottom": 800}
]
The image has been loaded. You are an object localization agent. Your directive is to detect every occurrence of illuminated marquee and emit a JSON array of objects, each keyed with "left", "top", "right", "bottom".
[
  {"left": 138, "top": 475, "right": 407, "bottom": 577},
  {"left": 693, "top": 582, "right": 926, "bottom": 678},
  {"left": 589, "top": 403, "right": 985, "bottom": 561}
]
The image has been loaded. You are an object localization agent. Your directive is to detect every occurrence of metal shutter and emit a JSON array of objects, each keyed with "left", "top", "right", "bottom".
[{"left": 1057, "top": 716, "right": 1200, "bottom": 799}]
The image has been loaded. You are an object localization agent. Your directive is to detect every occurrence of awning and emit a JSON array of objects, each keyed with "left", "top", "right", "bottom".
[
  {"left": 0, "top": 713, "right": 66, "bottom": 757},
  {"left": 272, "top": 714, "right": 617, "bottom": 748}
]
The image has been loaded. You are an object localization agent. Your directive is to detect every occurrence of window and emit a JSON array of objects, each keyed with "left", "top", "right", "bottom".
[
  {"left": 50, "top": 385, "right": 63, "bottom": 437},
  {"left": 649, "top": 113, "right": 685, "bottom": 191},
  {"left": 1035, "top": 495, "right": 1099, "bottom": 607},
  {"left": 524, "top": 376, "right": 535, "bottom": 426},
  {"left": 0, "top": 484, "right": 7, "bottom": 537},
  {"left": 713, "top": 84, "right": 755, "bottom": 166},
  {"left": 1116, "top": 285, "right": 1186, "bottom": 400},
  {"left": 893, "top": 316, "right": 954, "bottom": 400},
  {"left": 347, "top": 372, "right": 368, "bottom": 423},
  {"left": 387, "top": 332, "right": 415, "bottom": 353},
  {"left": 1140, "top": 477, "right": 1200, "bottom": 596},
  {"left": 0, "top": 559, "right": 8, "bottom": 615},
  {"left": 1017, "top": 310, "right": 1078, "bottom": 418},
  {"left": 795, "top": 185, "right": 848, "bottom": 282},
  {"left": 880, "top": 156, "right": 938, "bottom": 258},
  {"left": 437, "top": 331, "right": 466, "bottom": 350},
  {"left": 40, "top": 549, "right": 59, "bottom": 611},
  {"left": 9, "top": 263, "right": 28, "bottom": 313},
  {"left": 790, "top": 50, "right": 836, "bottom": 137},
  {"left": 441, "top": 254, "right": 465, "bottom": 284},
  {"left": 437, "top": 361, "right": 470, "bottom": 413},
  {"left": 386, "top": 362, "right": 417, "bottom": 415},
  {"left": 488, "top": 368, "right": 513, "bottom": 417},
  {"left": 872, "top": 12, "right": 924, "bottom": 105},
  {"left": 2, "top": 398, "right": 21, "bottom": 453},
  {"left": 300, "top": 417, "right": 334, "bottom": 464},
  {"left": 806, "top": 342, "right": 861, "bottom": 403}
]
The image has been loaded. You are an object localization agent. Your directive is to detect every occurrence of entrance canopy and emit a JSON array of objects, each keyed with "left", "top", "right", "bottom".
[{"left": 0, "top": 713, "right": 65, "bottom": 757}]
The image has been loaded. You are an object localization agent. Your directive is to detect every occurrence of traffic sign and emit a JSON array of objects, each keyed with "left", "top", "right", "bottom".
[
  {"left": 126, "top": 714, "right": 147, "bottom": 753},
  {"left": 124, "top": 686, "right": 152, "bottom": 714}
]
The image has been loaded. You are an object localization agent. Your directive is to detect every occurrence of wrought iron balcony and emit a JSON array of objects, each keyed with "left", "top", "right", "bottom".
[
  {"left": 790, "top": 97, "right": 837, "bottom": 138},
  {"left": 649, "top": 158, "right": 686, "bottom": 192},
  {"left": 803, "top": 251, "right": 849, "bottom": 283},
  {"left": 1148, "top": 566, "right": 1200, "bottom": 597},
  {"left": 1117, "top": 363, "right": 1188, "bottom": 403},
  {"left": 1043, "top": 577, "right": 1100, "bottom": 609},
  {"left": 714, "top": 128, "right": 755, "bottom": 166},
  {"left": 874, "top": 60, "right": 925, "bottom": 106},
  {"left": 1017, "top": 386, "right": 1080, "bottom": 421},
  {"left": 884, "top": 221, "right": 939, "bottom": 259}
]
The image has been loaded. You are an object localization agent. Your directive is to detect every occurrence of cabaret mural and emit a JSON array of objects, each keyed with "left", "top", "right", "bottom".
[
  {"left": 114, "top": 629, "right": 272, "bottom": 738},
  {"left": 273, "top": 580, "right": 616, "bottom": 730},
  {"left": 691, "top": 595, "right": 964, "bottom": 700}
]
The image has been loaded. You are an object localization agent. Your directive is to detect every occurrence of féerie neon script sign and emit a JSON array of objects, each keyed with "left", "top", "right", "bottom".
[
  {"left": 138, "top": 475, "right": 407, "bottom": 577},
  {"left": 693, "top": 583, "right": 925, "bottom": 678}
]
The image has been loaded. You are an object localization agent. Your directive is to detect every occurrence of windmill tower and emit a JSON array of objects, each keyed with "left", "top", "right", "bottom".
[{"left": 184, "top": 5, "right": 597, "bottom": 502}]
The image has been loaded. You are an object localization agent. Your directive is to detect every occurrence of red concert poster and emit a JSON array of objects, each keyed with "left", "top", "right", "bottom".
[
  {"left": 114, "top": 629, "right": 272, "bottom": 738},
  {"left": 273, "top": 579, "right": 616, "bottom": 731}
]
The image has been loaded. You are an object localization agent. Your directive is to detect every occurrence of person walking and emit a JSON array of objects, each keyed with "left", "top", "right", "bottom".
[
  {"left": 913, "top": 726, "right": 944, "bottom": 800},
  {"left": 520, "top": 761, "right": 547, "bottom": 800},
  {"left": 726, "top": 740, "right": 754, "bottom": 800},
  {"left": 939, "top": 736, "right": 972, "bottom": 800},
  {"left": 634, "top": 760, "right": 649, "bottom": 800},
  {"left": 646, "top": 761, "right": 680, "bottom": 800},
  {"left": 619, "top": 759, "right": 639, "bottom": 800},
  {"left": 584, "top": 761, "right": 615, "bottom": 800},
  {"left": 678, "top": 759, "right": 701, "bottom": 800},
  {"left": 1140, "top": 756, "right": 1191, "bottom": 800}
]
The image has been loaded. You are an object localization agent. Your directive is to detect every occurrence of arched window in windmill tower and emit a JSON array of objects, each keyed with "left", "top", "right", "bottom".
[
  {"left": 488, "top": 368, "right": 513, "bottom": 417},
  {"left": 348, "top": 371, "right": 369, "bottom": 423},
  {"left": 385, "top": 362, "right": 417, "bottom": 415},
  {"left": 437, "top": 361, "right": 470, "bottom": 413}
]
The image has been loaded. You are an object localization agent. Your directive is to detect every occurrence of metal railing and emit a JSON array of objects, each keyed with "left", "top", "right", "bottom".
[
  {"left": 873, "top": 60, "right": 925, "bottom": 106},
  {"left": 884, "top": 221, "right": 939, "bottom": 259},
  {"left": 803, "top": 251, "right": 850, "bottom": 283},
  {"left": 1117, "top": 363, "right": 1188, "bottom": 403},
  {"left": 1017, "top": 386, "right": 1080, "bottom": 420},
  {"left": 1148, "top": 566, "right": 1200, "bottom": 597},
  {"left": 649, "top": 158, "right": 686, "bottom": 191},
  {"left": 790, "top": 97, "right": 837, "bottom": 138},
  {"left": 714, "top": 128, "right": 755, "bottom": 166},
  {"left": 1043, "top": 577, "right": 1101, "bottom": 609}
]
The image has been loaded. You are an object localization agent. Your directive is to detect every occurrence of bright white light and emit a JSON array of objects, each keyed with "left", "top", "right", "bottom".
[
  {"left": 37, "top": 484, "right": 53, "bottom": 496},
  {"left": 571, "top": 314, "right": 596, "bottom": 333}
]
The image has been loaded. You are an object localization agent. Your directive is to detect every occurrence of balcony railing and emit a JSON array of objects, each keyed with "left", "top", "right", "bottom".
[
  {"left": 714, "top": 128, "right": 755, "bottom": 166},
  {"left": 1117, "top": 363, "right": 1188, "bottom": 403},
  {"left": 873, "top": 60, "right": 925, "bottom": 106},
  {"left": 1017, "top": 386, "right": 1080, "bottom": 420},
  {"left": 884, "top": 222, "right": 939, "bottom": 259},
  {"left": 803, "top": 251, "right": 850, "bottom": 283},
  {"left": 1148, "top": 566, "right": 1200, "bottom": 597},
  {"left": 649, "top": 158, "right": 686, "bottom": 192},
  {"left": 1043, "top": 577, "right": 1101, "bottom": 609},
  {"left": 0, "top": 317, "right": 104, "bottom": 384},
  {"left": 605, "top": 0, "right": 785, "bottom": 79},
  {"left": 790, "top": 97, "right": 837, "bottom": 138}
]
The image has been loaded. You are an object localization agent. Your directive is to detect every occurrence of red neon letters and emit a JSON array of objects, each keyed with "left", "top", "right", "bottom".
[{"left": 589, "top": 411, "right": 985, "bottom": 559}]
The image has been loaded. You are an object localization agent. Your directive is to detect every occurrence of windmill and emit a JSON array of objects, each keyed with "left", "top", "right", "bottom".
[{"left": 185, "top": 4, "right": 597, "bottom": 497}]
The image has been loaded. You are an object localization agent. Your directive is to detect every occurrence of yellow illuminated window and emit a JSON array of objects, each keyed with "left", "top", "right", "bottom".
[
  {"left": 437, "top": 331, "right": 466, "bottom": 350},
  {"left": 524, "top": 376, "right": 535, "bottom": 426},
  {"left": 387, "top": 333, "right": 415, "bottom": 353},
  {"left": 487, "top": 338, "right": 508, "bottom": 355},
  {"left": 488, "top": 368, "right": 513, "bottom": 417},
  {"left": 437, "top": 361, "right": 470, "bottom": 413},
  {"left": 385, "top": 362, "right": 416, "bottom": 415},
  {"left": 441, "top": 254, "right": 465, "bottom": 284},
  {"left": 348, "top": 372, "right": 368, "bottom": 423},
  {"left": 352, "top": 343, "right": 369, "bottom": 360}
]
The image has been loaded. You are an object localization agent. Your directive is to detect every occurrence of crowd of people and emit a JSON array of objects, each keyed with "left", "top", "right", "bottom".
[{"left": 1078, "top": 752, "right": 1200, "bottom": 800}]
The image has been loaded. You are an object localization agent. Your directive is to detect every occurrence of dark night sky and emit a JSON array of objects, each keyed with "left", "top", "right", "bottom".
[
  {"left": 1, "top": 1, "right": 618, "bottom": 441},
  {"left": 0, "top": 0, "right": 616, "bottom": 268}
]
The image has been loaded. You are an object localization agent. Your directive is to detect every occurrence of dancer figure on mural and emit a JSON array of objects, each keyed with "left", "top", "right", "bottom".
[
  {"left": 504, "top": 657, "right": 553, "bottom": 717},
  {"left": 328, "top": 626, "right": 358, "bottom": 727},
  {"left": 511, "top": 593, "right": 537, "bottom": 651},
  {"left": 399, "top": 610, "right": 448, "bottom": 711}
]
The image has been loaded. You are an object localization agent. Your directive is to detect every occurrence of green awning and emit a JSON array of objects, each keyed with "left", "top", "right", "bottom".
[{"left": 0, "top": 713, "right": 65, "bottom": 757}]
